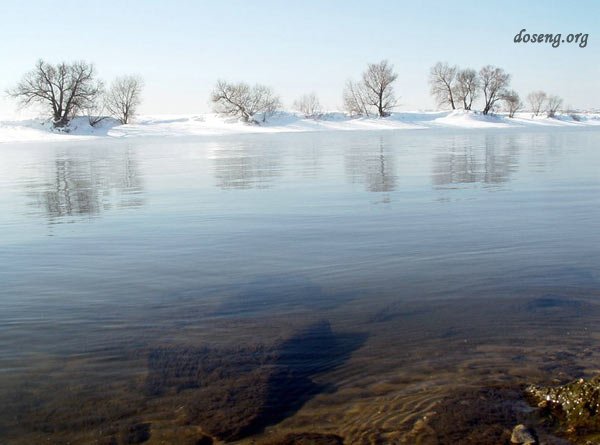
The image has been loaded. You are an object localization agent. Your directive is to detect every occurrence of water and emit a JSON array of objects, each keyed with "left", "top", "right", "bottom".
[{"left": 1, "top": 129, "right": 599, "bottom": 444}]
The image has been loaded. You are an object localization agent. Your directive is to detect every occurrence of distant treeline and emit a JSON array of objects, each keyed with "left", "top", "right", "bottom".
[
  {"left": 8, "top": 59, "right": 568, "bottom": 128},
  {"left": 427, "top": 61, "right": 564, "bottom": 118}
]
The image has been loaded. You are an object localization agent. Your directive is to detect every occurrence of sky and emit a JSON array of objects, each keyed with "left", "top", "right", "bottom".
[{"left": 1, "top": 0, "right": 599, "bottom": 117}]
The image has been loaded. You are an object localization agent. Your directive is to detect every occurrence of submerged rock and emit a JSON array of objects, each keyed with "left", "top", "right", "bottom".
[
  {"left": 510, "top": 424, "right": 537, "bottom": 444},
  {"left": 145, "top": 321, "right": 366, "bottom": 441},
  {"left": 527, "top": 376, "right": 600, "bottom": 433},
  {"left": 425, "top": 386, "right": 521, "bottom": 444}
]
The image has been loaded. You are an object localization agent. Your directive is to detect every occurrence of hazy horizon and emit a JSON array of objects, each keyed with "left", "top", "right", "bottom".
[{"left": 1, "top": 0, "right": 598, "bottom": 118}]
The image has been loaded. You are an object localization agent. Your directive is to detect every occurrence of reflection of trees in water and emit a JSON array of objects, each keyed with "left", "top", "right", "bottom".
[
  {"left": 212, "top": 143, "right": 282, "bottom": 190},
  {"left": 293, "top": 140, "right": 322, "bottom": 180},
  {"left": 432, "top": 134, "right": 520, "bottom": 187},
  {"left": 28, "top": 148, "right": 144, "bottom": 222},
  {"left": 345, "top": 138, "right": 396, "bottom": 193}
]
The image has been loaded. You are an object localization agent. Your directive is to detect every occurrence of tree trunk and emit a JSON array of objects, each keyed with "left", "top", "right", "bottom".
[{"left": 54, "top": 114, "right": 69, "bottom": 127}]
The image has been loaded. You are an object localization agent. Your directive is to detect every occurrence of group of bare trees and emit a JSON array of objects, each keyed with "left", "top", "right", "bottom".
[
  {"left": 429, "top": 61, "right": 565, "bottom": 118},
  {"left": 429, "top": 62, "right": 515, "bottom": 115},
  {"left": 526, "top": 91, "right": 563, "bottom": 118},
  {"left": 9, "top": 60, "right": 143, "bottom": 127},
  {"left": 210, "top": 59, "right": 398, "bottom": 122},
  {"left": 11, "top": 58, "right": 568, "bottom": 127},
  {"left": 211, "top": 60, "right": 564, "bottom": 122},
  {"left": 12, "top": 63, "right": 287, "bottom": 127},
  {"left": 293, "top": 93, "right": 322, "bottom": 118}
]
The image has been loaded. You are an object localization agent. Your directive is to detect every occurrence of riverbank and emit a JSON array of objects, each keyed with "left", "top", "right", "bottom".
[{"left": 1, "top": 110, "right": 599, "bottom": 143}]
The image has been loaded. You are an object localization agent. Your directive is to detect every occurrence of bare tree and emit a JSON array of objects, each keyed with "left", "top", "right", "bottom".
[
  {"left": 211, "top": 80, "right": 281, "bottom": 124},
  {"left": 502, "top": 90, "right": 522, "bottom": 118},
  {"left": 527, "top": 91, "right": 547, "bottom": 116},
  {"left": 8, "top": 60, "right": 103, "bottom": 127},
  {"left": 454, "top": 68, "right": 479, "bottom": 110},
  {"left": 343, "top": 80, "right": 370, "bottom": 117},
  {"left": 105, "top": 75, "right": 144, "bottom": 124},
  {"left": 293, "top": 93, "right": 322, "bottom": 118},
  {"left": 211, "top": 81, "right": 252, "bottom": 122},
  {"left": 479, "top": 65, "right": 511, "bottom": 115},
  {"left": 361, "top": 60, "right": 398, "bottom": 117},
  {"left": 429, "top": 62, "right": 457, "bottom": 110},
  {"left": 546, "top": 95, "right": 563, "bottom": 118},
  {"left": 255, "top": 85, "right": 281, "bottom": 123}
]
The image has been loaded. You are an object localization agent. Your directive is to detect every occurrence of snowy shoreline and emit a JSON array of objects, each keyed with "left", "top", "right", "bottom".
[{"left": 1, "top": 110, "right": 599, "bottom": 144}]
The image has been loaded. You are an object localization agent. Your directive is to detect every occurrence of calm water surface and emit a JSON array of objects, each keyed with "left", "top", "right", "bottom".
[{"left": 1, "top": 129, "right": 600, "bottom": 444}]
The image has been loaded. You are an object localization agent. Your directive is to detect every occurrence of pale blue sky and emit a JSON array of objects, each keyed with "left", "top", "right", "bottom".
[{"left": 1, "top": 0, "right": 598, "bottom": 116}]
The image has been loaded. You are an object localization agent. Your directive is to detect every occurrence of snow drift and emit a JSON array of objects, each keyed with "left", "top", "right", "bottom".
[{"left": 1, "top": 110, "right": 599, "bottom": 144}]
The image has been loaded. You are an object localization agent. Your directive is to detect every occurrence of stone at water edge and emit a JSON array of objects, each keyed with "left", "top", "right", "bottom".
[
  {"left": 526, "top": 376, "right": 600, "bottom": 432},
  {"left": 510, "top": 424, "right": 537, "bottom": 444}
]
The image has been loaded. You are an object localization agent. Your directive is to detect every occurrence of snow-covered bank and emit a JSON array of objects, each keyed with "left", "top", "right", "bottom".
[{"left": 1, "top": 110, "right": 599, "bottom": 143}]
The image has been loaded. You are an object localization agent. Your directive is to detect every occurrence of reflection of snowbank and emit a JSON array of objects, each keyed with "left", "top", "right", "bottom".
[{"left": 1, "top": 110, "right": 599, "bottom": 143}]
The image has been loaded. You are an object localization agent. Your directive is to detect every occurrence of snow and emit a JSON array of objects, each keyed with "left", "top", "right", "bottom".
[
  {"left": 0, "top": 117, "right": 120, "bottom": 142},
  {"left": 1, "top": 110, "right": 599, "bottom": 143}
]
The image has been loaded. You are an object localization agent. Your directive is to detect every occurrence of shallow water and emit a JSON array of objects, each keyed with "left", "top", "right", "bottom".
[{"left": 1, "top": 129, "right": 600, "bottom": 444}]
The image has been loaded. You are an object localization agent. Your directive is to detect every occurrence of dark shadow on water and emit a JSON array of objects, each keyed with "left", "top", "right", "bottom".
[
  {"left": 145, "top": 321, "right": 367, "bottom": 441},
  {"left": 259, "top": 322, "right": 367, "bottom": 426}
]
